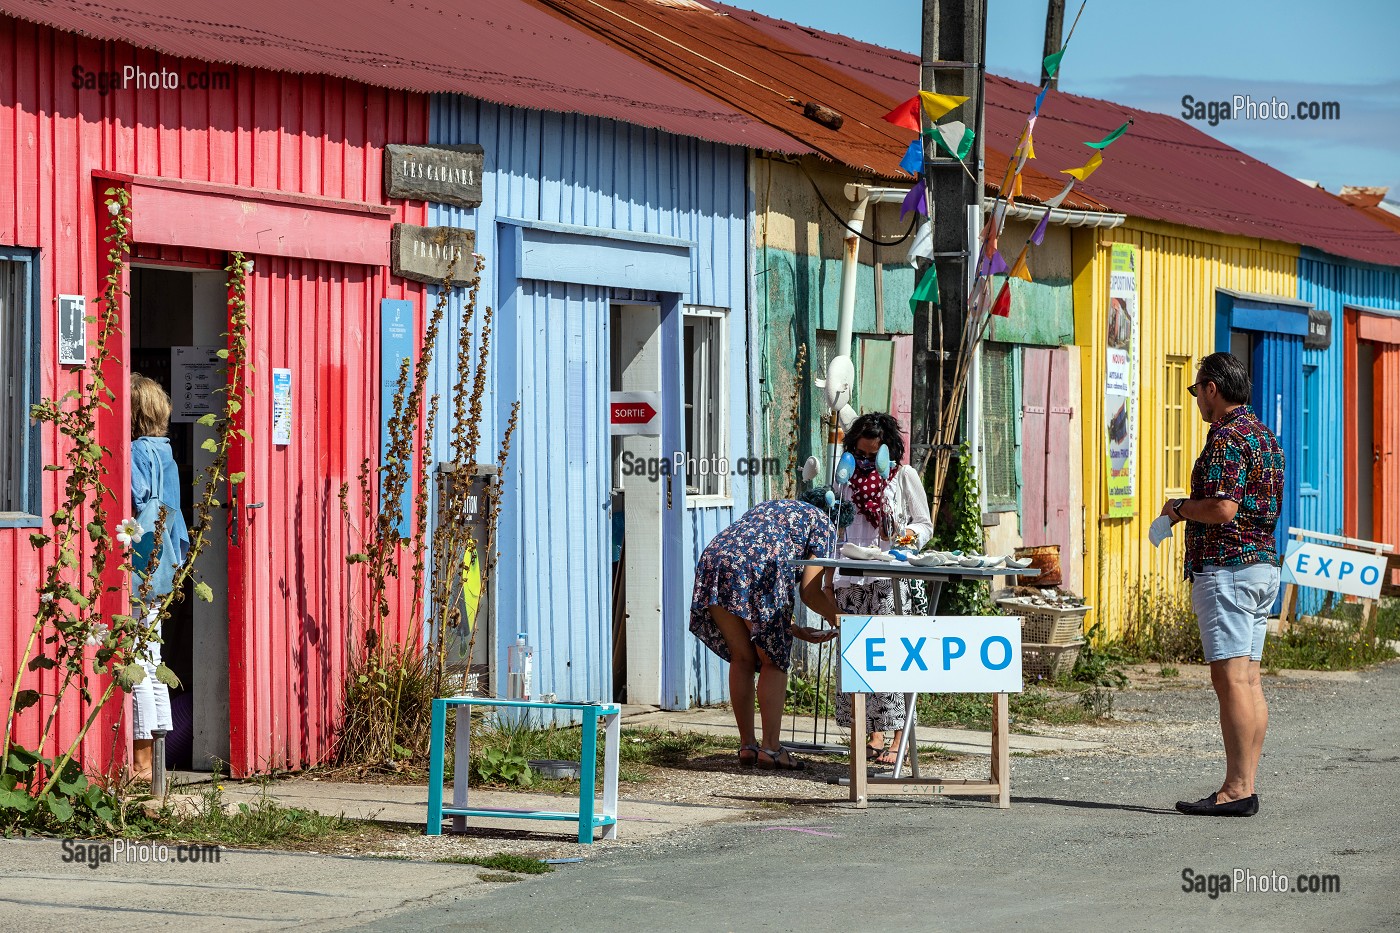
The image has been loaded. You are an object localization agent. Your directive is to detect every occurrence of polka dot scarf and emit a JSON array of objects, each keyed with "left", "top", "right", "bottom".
[{"left": 849, "top": 462, "right": 889, "bottom": 529}]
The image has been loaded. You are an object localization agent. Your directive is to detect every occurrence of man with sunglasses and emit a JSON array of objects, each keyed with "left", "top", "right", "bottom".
[{"left": 1160, "top": 351, "right": 1284, "bottom": 818}]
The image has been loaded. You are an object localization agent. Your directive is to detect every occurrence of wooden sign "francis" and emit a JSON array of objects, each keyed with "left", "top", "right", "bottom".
[
  {"left": 384, "top": 144, "right": 484, "bottom": 210},
  {"left": 391, "top": 224, "right": 476, "bottom": 286}
]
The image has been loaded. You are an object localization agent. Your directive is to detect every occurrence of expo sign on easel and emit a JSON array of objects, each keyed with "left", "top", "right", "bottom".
[
  {"left": 1278, "top": 528, "right": 1394, "bottom": 629},
  {"left": 838, "top": 615, "right": 1021, "bottom": 808}
]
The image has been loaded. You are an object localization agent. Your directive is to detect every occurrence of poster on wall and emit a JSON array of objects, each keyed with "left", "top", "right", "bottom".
[
  {"left": 170, "top": 346, "right": 224, "bottom": 423},
  {"left": 1104, "top": 243, "right": 1139, "bottom": 517},
  {"left": 380, "top": 299, "right": 417, "bottom": 539},
  {"left": 58, "top": 295, "right": 87, "bottom": 366},
  {"left": 272, "top": 369, "right": 293, "bottom": 446}
]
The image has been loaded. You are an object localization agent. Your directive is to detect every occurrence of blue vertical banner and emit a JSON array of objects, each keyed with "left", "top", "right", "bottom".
[{"left": 380, "top": 298, "right": 417, "bottom": 538}]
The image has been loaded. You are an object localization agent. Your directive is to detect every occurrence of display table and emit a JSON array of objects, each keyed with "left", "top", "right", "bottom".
[
  {"left": 789, "top": 558, "right": 1036, "bottom": 809},
  {"left": 426, "top": 697, "right": 621, "bottom": 843}
]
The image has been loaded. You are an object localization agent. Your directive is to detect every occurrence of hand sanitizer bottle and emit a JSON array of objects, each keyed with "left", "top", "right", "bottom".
[{"left": 507, "top": 633, "right": 533, "bottom": 701}]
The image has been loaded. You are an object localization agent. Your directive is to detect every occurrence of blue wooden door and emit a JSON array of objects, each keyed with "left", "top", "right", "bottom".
[{"left": 1245, "top": 332, "right": 1303, "bottom": 563}]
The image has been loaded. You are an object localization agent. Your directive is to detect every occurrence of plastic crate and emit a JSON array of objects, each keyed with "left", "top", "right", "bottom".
[
  {"left": 997, "top": 598, "right": 1090, "bottom": 645},
  {"left": 1021, "top": 641, "right": 1084, "bottom": 681}
]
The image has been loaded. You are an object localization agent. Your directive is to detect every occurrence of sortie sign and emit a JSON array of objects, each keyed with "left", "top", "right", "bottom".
[{"left": 610, "top": 391, "right": 661, "bottom": 436}]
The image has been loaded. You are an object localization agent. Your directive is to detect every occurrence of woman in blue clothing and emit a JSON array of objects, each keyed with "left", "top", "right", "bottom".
[
  {"left": 129, "top": 374, "right": 190, "bottom": 781},
  {"left": 690, "top": 498, "right": 841, "bottom": 770}
]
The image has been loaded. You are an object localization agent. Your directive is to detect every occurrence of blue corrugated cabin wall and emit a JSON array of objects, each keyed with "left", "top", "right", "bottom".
[
  {"left": 1295, "top": 248, "right": 1400, "bottom": 612},
  {"left": 425, "top": 95, "right": 752, "bottom": 712}
]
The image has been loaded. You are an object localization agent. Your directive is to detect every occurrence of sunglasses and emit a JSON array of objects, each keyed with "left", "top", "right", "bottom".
[{"left": 1187, "top": 381, "right": 1208, "bottom": 398}]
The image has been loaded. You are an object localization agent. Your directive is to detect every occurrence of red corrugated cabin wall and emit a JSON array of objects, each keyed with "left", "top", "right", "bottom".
[{"left": 0, "top": 16, "right": 429, "bottom": 776}]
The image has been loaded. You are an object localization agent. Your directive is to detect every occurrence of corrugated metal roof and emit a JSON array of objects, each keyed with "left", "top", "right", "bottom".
[{"left": 0, "top": 0, "right": 808, "bottom": 155}]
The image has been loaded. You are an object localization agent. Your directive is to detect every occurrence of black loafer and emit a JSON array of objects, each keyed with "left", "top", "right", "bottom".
[{"left": 1175, "top": 792, "right": 1259, "bottom": 817}]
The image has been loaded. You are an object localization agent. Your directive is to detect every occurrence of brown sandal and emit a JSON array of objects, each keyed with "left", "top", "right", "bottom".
[
  {"left": 738, "top": 744, "right": 760, "bottom": 768},
  {"left": 757, "top": 746, "right": 805, "bottom": 771}
]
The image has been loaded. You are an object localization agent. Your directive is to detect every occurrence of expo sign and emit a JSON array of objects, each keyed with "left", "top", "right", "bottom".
[
  {"left": 1280, "top": 540, "right": 1388, "bottom": 600},
  {"left": 839, "top": 616, "right": 1022, "bottom": 694}
]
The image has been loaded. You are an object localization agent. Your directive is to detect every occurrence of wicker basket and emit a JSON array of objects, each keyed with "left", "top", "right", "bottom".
[
  {"left": 1021, "top": 641, "right": 1084, "bottom": 681},
  {"left": 997, "top": 598, "right": 1091, "bottom": 645}
]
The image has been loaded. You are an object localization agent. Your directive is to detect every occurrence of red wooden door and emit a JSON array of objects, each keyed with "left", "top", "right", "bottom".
[
  {"left": 1020, "top": 348, "right": 1073, "bottom": 550},
  {"left": 1377, "top": 345, "right": 1400, "bottom": 552}
]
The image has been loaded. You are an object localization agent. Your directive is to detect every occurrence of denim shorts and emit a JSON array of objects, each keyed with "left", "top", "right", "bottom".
[{"left": 1190, "top": 563, "right": 1280, "bottom": 663}]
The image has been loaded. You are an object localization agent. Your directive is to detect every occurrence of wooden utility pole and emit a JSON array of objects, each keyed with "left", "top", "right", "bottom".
[
  {"left": 1041, "top": 0, "right": 1066, "bottom": 89},
  {"left": 912, "top": 0, "right": 986, "bottom": 508}
]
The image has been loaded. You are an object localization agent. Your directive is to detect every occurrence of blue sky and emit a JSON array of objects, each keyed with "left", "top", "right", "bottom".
[{"left": 726, "top": 0, "right": 1400, "bottom": 199}]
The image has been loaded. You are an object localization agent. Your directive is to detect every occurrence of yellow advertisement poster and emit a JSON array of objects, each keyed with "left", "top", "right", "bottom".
[{"left": 1105, "top": 244, "right": 1138, "bottom": 517}]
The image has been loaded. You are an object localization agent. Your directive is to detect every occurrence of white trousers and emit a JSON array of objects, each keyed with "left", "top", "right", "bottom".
[{"left": 131, "top": 612, "right": 171, "bottom": 740}]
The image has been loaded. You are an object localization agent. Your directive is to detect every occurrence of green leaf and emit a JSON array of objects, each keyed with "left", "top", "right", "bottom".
[
  {"left": 116, "top": 662, "right": 147, "bottom": 690},
  {"left": 27, "top": 656, "right": 57, "bottom": 671},
  {"left": 216, "top": 349, "right": 229, "bottom": 359},
  {"left": 229, "top": 472, "right": 246, "bottom": 484},
  {"left": 0, "top": 786, "right": 37, "bottom": 813},
  {"left": 197, "top": 413, "right": 217, "bottom": 426},
  {"left": 14, "top": 689, "right": 41, "bottom": 713},
  {"left": 154, "top": 663, "right": 182, "bottom": 689},
  {"left": 28, "top": 533, "right": 50, "bottom": 547},
  {"left": 194, "top": 581, "right": 214, "bottom": 602},
  {"left": 43, "top": 464, "right": 64, "bottom": 472},
  {"left": 201, "top": 438, "right": 218, "bottom": 452},
  {"left": 44, "top": 793, "right": 74, "bottom": 823}
]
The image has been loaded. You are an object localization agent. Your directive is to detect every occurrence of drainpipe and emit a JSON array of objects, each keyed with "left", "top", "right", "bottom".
[{"left": 837, "top": 184, "right": 919, "bottom": 361}]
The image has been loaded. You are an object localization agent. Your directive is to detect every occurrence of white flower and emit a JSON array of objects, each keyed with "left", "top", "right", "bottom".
[
  {"left": 85, "top": 622, "right": 110, "bottom": 648},
  {"left": 243, "top": 260, "right": 255, "bottom": 275},
  {"left": 115, "top": 517, "right": 144, "bottom": 548},
  {"left": 107, "top": 201, "right": 120, "bottom": 216},
  {"left": 40, "top": 592, "right": 54, "bottom": 603}
]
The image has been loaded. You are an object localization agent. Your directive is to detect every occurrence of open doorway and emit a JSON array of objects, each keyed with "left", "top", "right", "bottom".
[
  {"left": 1356, "top": 341, "right": 1376, "bottom": 540},
  {"left": 609, "top": 303, "right": 664, "bottom": 705},
  {"left": 129, "top": 266, "right": 230, "bottom": 772}
]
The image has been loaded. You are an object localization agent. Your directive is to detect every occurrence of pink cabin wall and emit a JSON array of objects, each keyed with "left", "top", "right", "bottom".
[{"left": 0, "top": 16, "right": 429, "bottom": 775}]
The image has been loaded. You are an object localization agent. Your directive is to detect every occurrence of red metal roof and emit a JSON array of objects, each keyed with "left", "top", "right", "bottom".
[{"left": 0, "top": 0, "right": 807, "bottom": 155}]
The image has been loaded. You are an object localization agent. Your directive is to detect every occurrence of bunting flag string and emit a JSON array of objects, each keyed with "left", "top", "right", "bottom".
[
  {"left": 990, "top": 279, "right": 1012, "bottom": 317},
  {"left": 932, "top": 122, "right": 976, "bottom": 160},
  {"left": 907, "top": 220, "right": 934, "bottom": 265}
]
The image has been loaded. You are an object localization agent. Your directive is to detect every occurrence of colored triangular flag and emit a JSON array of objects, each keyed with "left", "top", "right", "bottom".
[
  {"left": 979, "top": 249, "right": 1009, "bottom": 278},
  {"left": 882, "top": 95, "right": 922, "bottom": 132},
  {"left": 1030, "top": 211, "right": 1051, "bottom": 245},
  {"left": 899, "top": 137, "right": 924, "bottom": 176},
  {"left": 1033, "top": 83, "right": 1049, "bottom": 116},
  {"left": 919, "top": 91, "right": 969, "bottom": 121},
  {"left": 909, "top": 263, "right": 939, "bottom": 312},
  {"left": 990, "top": 279, "right": 1012, "bottom": 317},
  {"left": 1013, "top": 173, "right": 1023, "bottom": 199},
  {"left": 1009, "top": 249, "right": 1032, "bottom": 282},
  {"left": 1084, "top": 119, "right": 1132, "bottom": 149},
  {"left": 900, "top": 182, "right": 927, "bottom": 221},
  {"left": 1044, "top": 179, "right": 1075, "bottom": 208},
  {"left": 1043, "top": 48, "right": 1065, "bottom": 79},
  {"left": 907, "top": 220, "right": 933, "bottom": 266},
  {"left": 1061, "top": 152, "right": 1103, "bottom": 181},
  {"left": 932, "top": 122, "right": 975, "bottom": 160},
  {"left": 1015, "top": 123, "right": 1036, "bottom": 173}
]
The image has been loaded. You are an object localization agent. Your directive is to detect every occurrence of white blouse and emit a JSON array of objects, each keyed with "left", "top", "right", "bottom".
[{"left": 835, "top": 463, "right": 935, "bottom": 588}]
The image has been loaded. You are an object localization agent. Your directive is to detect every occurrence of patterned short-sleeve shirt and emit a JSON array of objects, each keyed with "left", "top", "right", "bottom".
[{"left": 1183, "top": 406, "right": 1285, "bottom": 577}]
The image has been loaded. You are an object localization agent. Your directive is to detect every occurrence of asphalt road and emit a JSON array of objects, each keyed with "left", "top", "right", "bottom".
[{"left": 357, "top": 662, "right": 1400, "bottom": 933}]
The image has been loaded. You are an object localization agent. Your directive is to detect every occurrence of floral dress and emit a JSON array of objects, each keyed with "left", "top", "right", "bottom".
[{"left": 690, "top": 500, "right": 837, "bottom": 673}]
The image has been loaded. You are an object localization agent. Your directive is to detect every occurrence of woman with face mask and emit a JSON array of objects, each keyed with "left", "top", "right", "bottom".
[{"left": 833, "top": 412, "right": 934, "bottom": 766}]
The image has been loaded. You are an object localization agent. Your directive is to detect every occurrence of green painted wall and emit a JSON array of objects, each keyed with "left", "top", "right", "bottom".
[{"left": 986, "top": 276, "right": 1075, "bottom": 345}]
